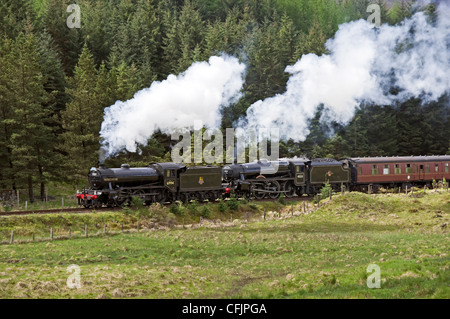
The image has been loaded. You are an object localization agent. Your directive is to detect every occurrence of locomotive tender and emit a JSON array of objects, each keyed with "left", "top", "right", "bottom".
[{"left": 77, "top": 155, "right": 450, "bottom": 208}]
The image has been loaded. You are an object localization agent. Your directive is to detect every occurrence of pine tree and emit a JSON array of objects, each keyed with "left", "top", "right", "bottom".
[
  {"left": 37, "top": 31, "right": 68, "bottom": 132},
  {"left": 293, "top": 19, "right": 327, "bottom": 61},
  {"left": 8, "top": 29, "right": 55, "bottom": 202},
  {"left": 41, "top": 0, "right": 82, "bottom": 75},
  {"left": 0, "top": 0, "right": 35, "bottom": 38},
  {"left": 388, "top": 0, "right": 412, "bottom": 24},
  {"left": 162, "top": 9, "right": 181, "bottom": 74},
  {"left": 0, "top": 37, "right": 15, "bottom": 189},
  {"left": 175, "top": 1, "right": 206, "bottom": 72},
  {"left": 81, "top": 0, "right": 113, "bottom": 66},
  {"left": 61, "top": 44, "right": 101, "bottom": 180},
  {"left": 112, "top": 62, "right": 142, "bottom": 102}
]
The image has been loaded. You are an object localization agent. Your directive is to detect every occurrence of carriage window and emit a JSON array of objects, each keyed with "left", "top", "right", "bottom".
[
  {"left": 358, "top": 166, "right": 362, "bottom": 175},
  {"left": 371, "top": 165, "right": 378, "bottom": 175},
  {"left": 425, "top": 164, "right": 430, "bottom": 173},
  {"left": 395, "top": 164, "right": 401, "bottom": 174},
  {"left": 435, "top": 164, "right": 439, "bottom": 172},
  {"left": 296, "top": 166, "right": 300, "bottom": 172},
  {"left": 167, "top": 170, "right": 171, "bottom": 177},
  {"left": 446, "top": 163, "right": 449, "bottom": 173},
  {"left": 383, "top": 165, "right": 390, "bottom": 175},
  {"left": 405, "top": 164, "right": 412, "bottom": 174}
]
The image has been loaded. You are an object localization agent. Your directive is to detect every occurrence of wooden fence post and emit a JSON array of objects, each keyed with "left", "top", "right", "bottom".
[
  {"left": 62, "top": 197, "right": 64, "bottom": 208},
  {"left": 32, "top": 232, "right": 35, "bottom": 241},
  {"left": 50, "top": 227, "right": 53, "bottom": 240},
  {"left": 10, "top": 230, "right": 14, "bottom": 244},
  {"left": 291, "top": 204, "right": 293, "bottom": 217},
  {"left": 85, "top": 224, "right": 88, "bottom": 237},
  {"left": 25, "top": 201, "right": 28, "bottom": 211},
  {"left": 263, "top": 209, "right": 266, "bottom": 221},
  {"left": 17, "top": 190, "right": 19, "bottom": 207}
]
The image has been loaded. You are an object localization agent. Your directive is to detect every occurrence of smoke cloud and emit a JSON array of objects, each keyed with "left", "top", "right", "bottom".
[
  {"left": 240, "top": 4, "right": 450, "bottom": 142},
  {"left": 100, "top": 55, "right": 246, "bottom": 157}
]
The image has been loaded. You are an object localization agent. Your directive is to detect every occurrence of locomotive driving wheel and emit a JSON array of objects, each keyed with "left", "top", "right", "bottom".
[
  {"left": 132, "top": 189, "right": 146, "bottom": 203},
  {"left": 252, "top": 182, "right": 266, "bottom": 199},
  {"left": 283, "top": 181, "right": 296, "bottom": 198},
  {"left": 153, "top": 190, "right": 166, "bottom": 204},
  {"left": 267, "top": 180, "right": 281, "bottom": 199},
  {"left": 114, "top": 196, "right": 127, "bottom": 207}
]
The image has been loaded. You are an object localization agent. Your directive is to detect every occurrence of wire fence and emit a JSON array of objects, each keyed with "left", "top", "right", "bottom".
[
  {"left": 0, "top": 201, "right": 317, "bottom": 245},
  {"left": 0, "top": 187, "right": 80, "bottom": 212},
  {"left": 0, "top": 221, "right": 139, "bottom": 245}
]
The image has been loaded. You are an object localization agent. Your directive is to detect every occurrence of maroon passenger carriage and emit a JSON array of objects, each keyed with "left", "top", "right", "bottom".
[{"left": 349, "top": 155, "right": 450, "bottom": 191}]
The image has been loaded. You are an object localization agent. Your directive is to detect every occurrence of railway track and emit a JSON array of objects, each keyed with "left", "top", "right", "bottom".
[{"left": 1, "top": 195, "right": 314, "bottom": 217}]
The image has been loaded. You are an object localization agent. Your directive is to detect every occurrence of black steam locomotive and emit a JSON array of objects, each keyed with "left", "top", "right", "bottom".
[
  {"left": 77, "top": 158, "right": 350, "bottom": 208},
  {"left": 77, "top": 163, "right": 224, "bottom": 208},
  {"left": 77, "top": 155, "right": 450, "bottom": 208}
]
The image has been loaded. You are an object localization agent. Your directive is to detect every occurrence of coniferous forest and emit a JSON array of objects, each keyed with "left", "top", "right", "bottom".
[{"left": 0, "top": 0, "right": 449, "bottom": 200}]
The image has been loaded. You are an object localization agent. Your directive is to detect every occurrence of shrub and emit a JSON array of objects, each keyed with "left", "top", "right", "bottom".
[
  {"left": 278, "top": 194, "right": 286, "bottom": 206},
  {"left": 122, "top": 207, "right": 132, "bottom": 215},
  {"left": 130, "top": 196, "right": 144, "bottom": 209},
  {"left": 200, "top": 205, "right": 211, "bottom": 218},
  {"left": 227, "top": 198, "right": 240, "bottom": 211},
  {"left": 321, "top": 182, "right": 332, "bottom": 199},
  {"left": 218, "top": 200, "right": 227, "bottom": 214},
  {"left": 188, "top": 200, "right": 199, "bottom": 215},
  {"left": 170, "top": 202, "right": 185, "bottom": 216}
]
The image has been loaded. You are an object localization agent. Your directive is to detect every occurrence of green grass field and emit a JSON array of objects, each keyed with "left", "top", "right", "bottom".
[{"left": 0, "top": 191, "right": 448, "bottom": 299}]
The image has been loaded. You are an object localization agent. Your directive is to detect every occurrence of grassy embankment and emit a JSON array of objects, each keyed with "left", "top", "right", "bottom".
[{"left": 0, "top": 191, "right": 448, "bottom": 298}]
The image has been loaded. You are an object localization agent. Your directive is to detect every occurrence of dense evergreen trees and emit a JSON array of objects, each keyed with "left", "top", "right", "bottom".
[{"left": 0, "top": 0, "right": 448, "bottom": 193}]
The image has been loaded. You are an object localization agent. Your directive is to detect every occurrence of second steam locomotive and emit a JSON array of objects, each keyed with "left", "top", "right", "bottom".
[{"left": 77, "top": 155, "right": 450, "bottom": 208}]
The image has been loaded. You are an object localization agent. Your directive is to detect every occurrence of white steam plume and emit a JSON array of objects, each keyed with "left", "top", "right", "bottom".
[
  {"left": 240, "top": 4, "right": 450, "bottom": 141},
  {"left": 100, "top": 55, "right": 246, "bottom": 157}
]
